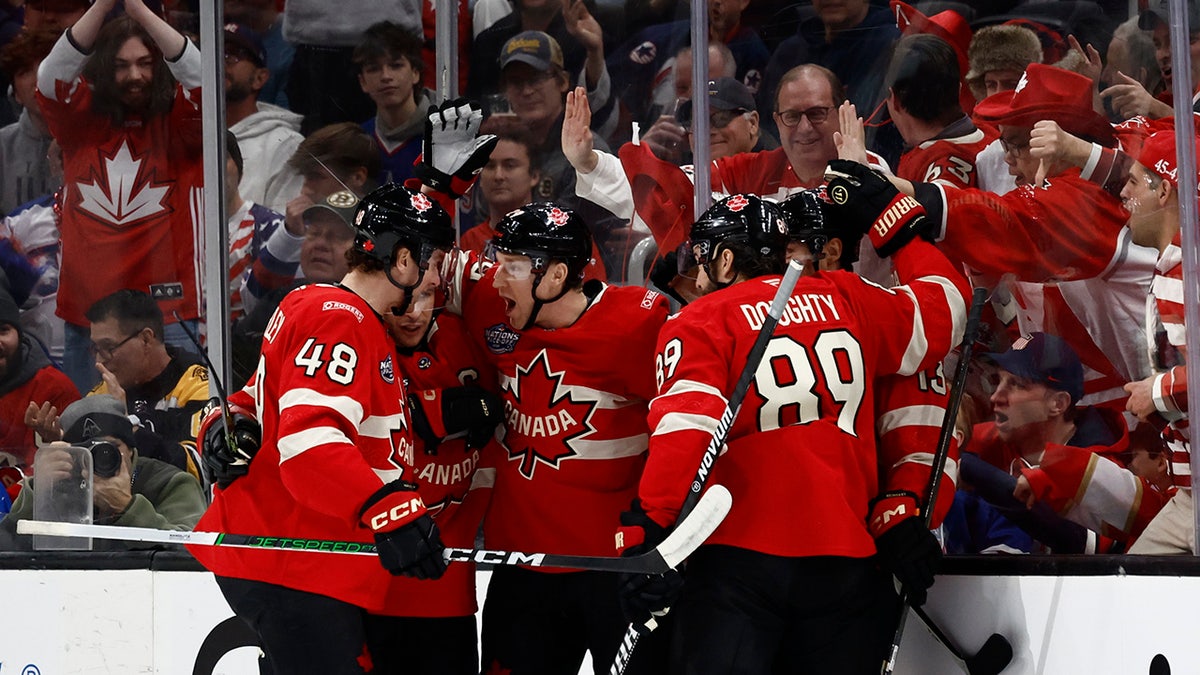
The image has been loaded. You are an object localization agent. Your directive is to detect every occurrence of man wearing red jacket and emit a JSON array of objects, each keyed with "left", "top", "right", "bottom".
[
  {"left": 189, "top": 184, "right": 456, "bottom": 674},
  {"left": 619, "top": 173, "right": 969, "bottom": 673}
]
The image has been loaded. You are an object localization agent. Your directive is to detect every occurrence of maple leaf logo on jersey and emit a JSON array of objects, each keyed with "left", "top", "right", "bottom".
[
  {"left": 502, "top": 349, "right": 599, "bottom": 479},
  {"left": 76, "top": 140, "right": 170, "bottom": 227},
  {"left": 726, "top": 194, "right": 750, "bottom": 212}
]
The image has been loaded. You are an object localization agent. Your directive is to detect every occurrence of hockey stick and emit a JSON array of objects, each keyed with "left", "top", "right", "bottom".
[
  {"left": 16, "top": 483, "right": 731, "bottom": 574},
  {"left": 609, "top": 259, "right": 805, "bottom": 675},
  {"left": 881, "top": 287, "right": 1012, "bottom": 675}
]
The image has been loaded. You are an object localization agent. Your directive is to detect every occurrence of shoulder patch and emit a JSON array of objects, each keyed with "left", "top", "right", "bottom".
[
  {"left": 640, "top": 289, "right": 660, "bottom": 310},
  {"left": 380, "top": 354, "right": 395, "bottom": 384},
  {"left": 484, "top": 323, "right": 521, "bottom": 354}
]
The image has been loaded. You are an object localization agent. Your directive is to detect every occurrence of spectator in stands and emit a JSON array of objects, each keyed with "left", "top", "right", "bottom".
[
  {"left": 0, "top": 394, "right": 205, "bottom": 550},
  {"left": 225, "top": 22, "right": 302, "bottom": 215},
  {"left": 2, "top": 139, "right": 63, "bottom": 362},
  {"left": 637, "top": 42, "right": 738, "bottom": 164},
  {"left": 470, "top": 0, "right": 615, "bottom": 133},
  {"left": 0, "top": 29, "right": 57, "bottom": 216},
  {"left": 24, "top": 290, "right": 210, "bottom": 480},
  {"left": 24, "top": 0, "right": 90, "bottom": 34},
  {"left": 885, "top": 34, "right": 996, "bottom": 187},
  {"left": 37, "top": 0, "right": 204, "bottom": 394},
  {"left": 282, "top": 1, "right": 420, "bottom": 133},
  {"left": 224, "top": 131, "right": 285, "bottom": 323},
  {"left": 0, "top": 282, "right": 76, "bottom": 469},
  {"left": 954, "top": 332, "right": 1131, "bottom": 554},
  {"left": 238, "top": 122, "right": 378, "bottom": 320},
  {"left": 607, "top": 1, "right": 769, "bottom": 129},
  {"left": 1102, "top": 0, "right": 1200, "bottom": 119},
  {"left": 224, "top": 0, "right": 292, "bottom": 109},
  {"left": 1099, "top": 17, "right": 1163, "bottom": 122},
  {"left": 354, "top": 21, "right": 435, "bottom": 186},
  {"left": 760, "top": 0, "right": 900, "bottom": 162},
  {"left": 964, "top": 23, "right": 1043, "bottom": 196}
]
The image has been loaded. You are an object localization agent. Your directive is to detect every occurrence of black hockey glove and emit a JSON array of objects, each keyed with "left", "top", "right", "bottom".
[
  {"left": 873, "top": 514, "right": 942, "bottom": 607},
  {"left": 649, "top": 249, "right": 689, "bottom": 307},
  {"left": 414, "top": 98, "right": 499, "bottom": 198},
  {"left": 443, "top": 385, "right": 505, "bottom": 449},
  {"left": 824, "top": 159, "right": 933, "bottom": 257},
  {"left": 616, "top": 500, "right": 684, "bottom": 632},
  {"left": 409, "top": 386, "right": 504, "bottom": 454},
  {"left": 360, "top": 479, "right": 447, "bottom": 580},
  {"left": 198, "top": 398, "right": 260, "bottom": 489}
]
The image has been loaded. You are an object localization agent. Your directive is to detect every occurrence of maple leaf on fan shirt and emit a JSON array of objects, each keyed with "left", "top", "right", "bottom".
[{"left": 76, "top": 140, "right": 169, "bottom": 227}]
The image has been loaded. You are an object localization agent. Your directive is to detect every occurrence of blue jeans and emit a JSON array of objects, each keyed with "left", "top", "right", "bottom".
[{"left": 63, "top": 320, "right": 200, "bottom": 395}]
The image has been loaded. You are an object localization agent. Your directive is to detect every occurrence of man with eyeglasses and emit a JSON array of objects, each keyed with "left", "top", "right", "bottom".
[
  {"left": 225, "top": 22, "right": 303, "bottom": 215},
  {"left": 32, "top": 289, "right": 211, "bottom": 482}
]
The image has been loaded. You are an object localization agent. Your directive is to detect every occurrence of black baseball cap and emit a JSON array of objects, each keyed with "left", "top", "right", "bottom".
[
  {"left": 676, "top": 77, "right": 756, "bottom": 126},
  {"left": 225, "top": 22, "right": 267, "bottom": 67}
]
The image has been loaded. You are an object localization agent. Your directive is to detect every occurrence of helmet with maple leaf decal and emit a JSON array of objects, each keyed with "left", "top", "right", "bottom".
[
  {"left": 688, "top": 193, "right": 788, "bottom": 268},
  {"left": 489, "top": 202, "right": 594, "bottom": 286},
  {"left": 778, "top": 188, "right": 861, "bottom": 269},
  {"left": 352, "top": 183, "right": 455, "bottom": 270}
]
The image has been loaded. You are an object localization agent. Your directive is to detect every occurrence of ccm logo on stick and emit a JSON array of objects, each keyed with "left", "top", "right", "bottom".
[
  {"left": 446, "top": 550, "right": 546, "bottom": 565},
  {"left": 370, "top": 498, "right": 424, "bottom": 530},
  {"left": 873, "top": 196, "right": 919, "bottom": 239}
]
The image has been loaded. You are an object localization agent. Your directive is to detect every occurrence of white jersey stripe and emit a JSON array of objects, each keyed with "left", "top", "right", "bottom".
[
  {"left": 654, "top": 411, "right": 721, "bottom": 437},
  {"left": 877, "top": 404, "right": 945, "bottom": 435},
  {"left": 279, "top": 388, "right": 365, "bottom": 426},
  {"left": 278, "top": 426, "right": 353, "bottom": 462}
]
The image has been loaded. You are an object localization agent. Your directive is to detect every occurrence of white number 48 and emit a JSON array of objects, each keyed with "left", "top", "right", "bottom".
[{"left": 294, "top": 338, "right": 359, "bottom": 385}]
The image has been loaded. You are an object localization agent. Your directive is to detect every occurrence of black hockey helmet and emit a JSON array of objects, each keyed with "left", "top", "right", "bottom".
[
  {"left": 779, "top": 188, "right": 861, "bottom": 267},
  {"left": 489, "top": 202, "right": 593, "bottom": 285},
  {"left": 352, "top": 183, "right": 455, "bottom": 270},
  {"left": 688, "top": 193, "right": 788, "bottom": 267}
]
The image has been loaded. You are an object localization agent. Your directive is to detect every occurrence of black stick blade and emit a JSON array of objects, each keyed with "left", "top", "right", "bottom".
[
  {"left": 965, "top": 633, "right": 1012, "bottom": 675},
  {"left": 1149, "top": 654, "right": 1170, "bottom": 675}
]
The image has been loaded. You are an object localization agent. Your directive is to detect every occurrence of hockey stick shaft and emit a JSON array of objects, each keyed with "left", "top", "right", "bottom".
[
  {"left": 882, "top": 287, "right": 999, "bottom": 675},
  {"left": 16, "top": 485, "right": 731, "bottom": 574},
  {"left": 610, "top": 260, "right": 804, "bottom": 675}
]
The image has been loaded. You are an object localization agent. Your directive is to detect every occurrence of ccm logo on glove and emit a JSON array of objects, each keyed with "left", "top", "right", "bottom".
[
  {"left": 369, "top": 497, "right": 425, "bottom": 531},
  {"left": 873, "top": 195, "right": 919, "bottom": 240}
]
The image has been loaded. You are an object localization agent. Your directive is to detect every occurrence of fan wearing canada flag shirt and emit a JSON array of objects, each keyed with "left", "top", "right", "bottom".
[{"left": 36, "top": 0, "right": 204, "bottom": 394}]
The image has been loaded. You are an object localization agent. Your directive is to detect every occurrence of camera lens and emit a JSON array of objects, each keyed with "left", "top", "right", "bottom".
[{"left": 88, "top": 441, "right": 122, "bottom": 478}]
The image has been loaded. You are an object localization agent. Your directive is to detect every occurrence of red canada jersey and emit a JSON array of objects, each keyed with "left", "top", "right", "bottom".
[
  {"left": 38, "top": 41, "right": 204, "bottom": 326},
  {"left": 190, "top": 284, "right": 417, "bottom": 613},
  {"left": 639, "top": 240, "right": 970, "bottom": 558},
  {"left": 457, "top": 262, "right": 669, "bottom": 563},
  {"left": 385, "top": 312, "right": 500, "bottom": 617},
  {"left": 896, "top": 123, "right": 997, "bottom": 189}
]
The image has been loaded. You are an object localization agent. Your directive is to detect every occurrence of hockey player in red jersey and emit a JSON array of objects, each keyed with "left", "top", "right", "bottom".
[
  {"left": 188, "top": 183, "right": 457, "bottom": 674},
  {"left": 617, "top": 176, "right": 969, "bottom": 673},
  {"left": 447, "top": 203, "right": 672, "bottom": 674}
]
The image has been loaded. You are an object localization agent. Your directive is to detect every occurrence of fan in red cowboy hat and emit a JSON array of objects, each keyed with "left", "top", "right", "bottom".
[{"left": 973, "top": 63, "right": 1115, "bottom": 146}]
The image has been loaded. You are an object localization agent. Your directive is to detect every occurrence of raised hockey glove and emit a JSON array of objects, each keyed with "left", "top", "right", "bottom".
[
  {"left": 824, "top": 159, "right": 933, "bottom": 257},
  {"left": 649, "top": 249, "right": 689, "bottom": 306},
  {"left": 197, "top": 398, "right": 260, "bottom": 489},
  {"left": 616, "top": 500, "right": 684, "bottom": 632},
  {"left": 414, "top": 98, "right": 499, "bottom": 198},
  {"left": 360, "top": 479, "right": 447, "bottom": 580},
  {"left": 869, "top": 491, "right": 941, "bottom": 606}
]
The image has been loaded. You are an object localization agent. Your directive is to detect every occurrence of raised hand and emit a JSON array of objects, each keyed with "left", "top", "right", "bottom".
[
  {"left": 563, "top": 87, "right": 598, "bottom": 173},
  {"left": 833, "top": 101, "right": 868, "bottom": 164}
]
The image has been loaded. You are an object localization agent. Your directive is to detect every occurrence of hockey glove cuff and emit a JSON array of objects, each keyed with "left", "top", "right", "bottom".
[
  {"left": 442, "top": 385, "right": 505, "bottom": 449},
  {"left": 874, "top": 515, "right": 942, "bottom": 607},
  {"left": 198, "top": 397, "right": 260, "bottom": 489},
  {"left": 414, "top": 98, "right": 499, "bottom": 198},
  {"left": 360, "top": 480, "right": 447, "bottom": 579},
  {"left": 867, "top": 490, "right": 922, "bottom": 538},
  {"left": 824, "top": 159, "right": 932, "bottom": 257}
]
